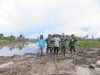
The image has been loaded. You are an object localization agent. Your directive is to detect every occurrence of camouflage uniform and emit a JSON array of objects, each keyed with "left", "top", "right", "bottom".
[
  {"left": 69, "top": 38, "right": 77, "bottom": 53},
  {"left": 46, "top": 37, "right": 53, "bottom": 55},
  {"left": 60, "top": 37, "right": 68, "bottom": 56}
]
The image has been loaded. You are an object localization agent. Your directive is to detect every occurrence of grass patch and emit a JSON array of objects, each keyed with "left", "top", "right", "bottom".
[{"left": 77, "top": 39, "right": 100, "bottom": 48}]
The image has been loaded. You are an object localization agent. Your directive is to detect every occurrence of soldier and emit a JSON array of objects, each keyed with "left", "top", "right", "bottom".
[
  {"left": 60, "top": 33, "right": 69, "bottom": 56},
  {"left": 69, "top": 34, "right": 77, "bottom": 54},
  {"left": 45, "top": 34, "right": 53, "bottom": 56}
]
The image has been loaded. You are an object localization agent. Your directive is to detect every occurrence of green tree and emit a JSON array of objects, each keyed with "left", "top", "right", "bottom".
[
  {"left": 18, "top": 34, "right": 25, "bottom": 41},
  {"left": 0, "top": 34, "right": 4, "bottom": 40},
  {"left": 9, "top": 35, "right": 15, "bottom": 41}
]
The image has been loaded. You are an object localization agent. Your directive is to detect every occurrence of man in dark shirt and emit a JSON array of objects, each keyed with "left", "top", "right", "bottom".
[
  {"left": 69, "top": 34, "right": 77, "bottom": 54},
  {"left": 60, "top": 33, "right": 69, "bottom": 56},
  {"left": 46, "top": 34, "right": 53, "bottom": 56}
]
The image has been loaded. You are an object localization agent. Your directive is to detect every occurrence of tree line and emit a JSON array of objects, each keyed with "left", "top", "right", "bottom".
[{"left": 0, "top": 34, "right": 26, "bottom": 42}]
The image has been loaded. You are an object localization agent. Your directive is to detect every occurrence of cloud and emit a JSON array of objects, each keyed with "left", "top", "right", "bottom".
[{"left": 0, "top": 0, "right": 100, "bottom": 38}]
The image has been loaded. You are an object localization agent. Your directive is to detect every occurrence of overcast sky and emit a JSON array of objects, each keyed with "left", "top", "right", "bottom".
[{"left": 0, "top": 0, "right": 100, "bottom": 38}]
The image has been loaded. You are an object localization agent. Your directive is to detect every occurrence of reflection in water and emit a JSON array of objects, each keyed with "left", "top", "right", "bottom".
[
  {"left": 0, "top": 45, "right": 3, "bottom": 49},
  {"left": 0, "top": 42, "right": 38, "bottom": 56},
  {"left": 8, "top": 43, "right": 29, "bottom": 51},
  {"left": 18, "top": 46, "right": 23, "bottom": 50},
  {"left": 10, "top": 46, "right": 15, "bottom": 51}
]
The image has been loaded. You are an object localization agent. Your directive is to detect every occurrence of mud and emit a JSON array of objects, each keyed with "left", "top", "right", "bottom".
[{"left": 0, "top": 47, "right": 100, "bottom": 75}]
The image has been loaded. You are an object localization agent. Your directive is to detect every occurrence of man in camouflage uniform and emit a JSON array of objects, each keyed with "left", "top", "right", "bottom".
[
  {"left": 46, "top": 34, "right": 53, "bottom": 56},
  {"left": 60, "top": 33, "right": 69, "bottom": 56},
  {"left": 69, "top": 34, "right": 77, "bottom": 54}
]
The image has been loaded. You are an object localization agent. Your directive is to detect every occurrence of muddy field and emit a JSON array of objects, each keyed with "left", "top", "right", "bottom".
[{"left": 0, "top": 47, "right": 100, "bottom": 75}]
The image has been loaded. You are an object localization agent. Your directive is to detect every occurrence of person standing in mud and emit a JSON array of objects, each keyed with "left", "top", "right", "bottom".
[
  {"left": 37, "top": 35, "right": 45, "bottom": 56},
  {"left": 53, "top": 35, "right": 60, "bottom": 55},
  {"left": 60, "top": 33, "right": 69, "bottom": 56},
  {"left": 45, "top": 34, "right": 53, "bottom": 56},
  {"left": 69, "top": 34, "right": 77, "bottom": 54}
]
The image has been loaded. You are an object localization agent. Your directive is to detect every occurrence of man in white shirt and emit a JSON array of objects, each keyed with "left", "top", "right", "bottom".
[{"left": 53, "top": 36, "right": 60, "bottom": 55}]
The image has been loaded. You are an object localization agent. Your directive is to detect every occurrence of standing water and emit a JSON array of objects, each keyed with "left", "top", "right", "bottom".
[{"left": 0, "top": 43, "right": 45, "bottom": 56}]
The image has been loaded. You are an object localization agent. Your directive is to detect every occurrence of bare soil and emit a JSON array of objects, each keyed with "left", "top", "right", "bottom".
[{"left": 0, "top": 47, "right": 100, "bottom": 75}]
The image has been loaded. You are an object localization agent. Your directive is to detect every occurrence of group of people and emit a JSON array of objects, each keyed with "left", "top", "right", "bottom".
[{"left": 37, "top": 33, "right": 77, "bottom": 57}]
